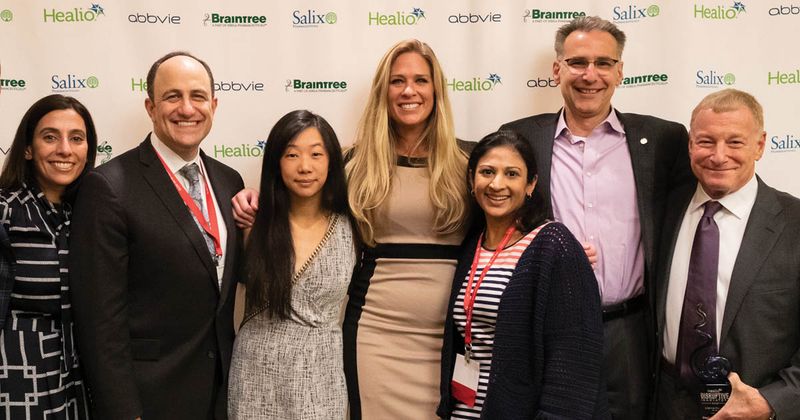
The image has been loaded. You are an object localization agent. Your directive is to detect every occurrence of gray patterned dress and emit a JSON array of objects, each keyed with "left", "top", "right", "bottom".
[{"left": 229, "top": 214, "right": 356, "bottom": 420}]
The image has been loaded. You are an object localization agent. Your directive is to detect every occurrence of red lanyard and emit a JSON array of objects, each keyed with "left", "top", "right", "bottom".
[
  {"left": 463, "top": 225, "right": 516, "bottom": 360},
  {"left": 155, "top": 151, "right": 223, "bottom": 258}
]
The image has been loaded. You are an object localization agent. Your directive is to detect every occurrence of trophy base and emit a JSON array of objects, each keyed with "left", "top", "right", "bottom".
[{"left": 699, "top": 382, "right": 731, "bottom": 419}]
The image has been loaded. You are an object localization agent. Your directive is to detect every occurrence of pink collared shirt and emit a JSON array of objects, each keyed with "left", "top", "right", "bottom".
[{"left": 551, "top": 109, "right": 644, "bottom": 306}]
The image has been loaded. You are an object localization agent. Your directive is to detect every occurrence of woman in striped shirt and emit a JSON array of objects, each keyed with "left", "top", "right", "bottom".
[
  {"left": 438, "top": 130, "right": 608, "bottom": 419},
  {"left": 0, "top": 95, "right": 97, "bottom": 419}
]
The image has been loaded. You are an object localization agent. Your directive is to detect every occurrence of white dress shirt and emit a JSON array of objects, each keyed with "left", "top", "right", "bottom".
[
  {"left": 151, "top": 134, "right": 228, "bottom": 285},
  {"left": 663, "top": 175, "right": 758, "bottom": 363}
]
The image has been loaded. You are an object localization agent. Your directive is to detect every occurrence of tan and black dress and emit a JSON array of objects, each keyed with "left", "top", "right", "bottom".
[{"left": 343, "top": 156, "right": 467, "bottom": 419}]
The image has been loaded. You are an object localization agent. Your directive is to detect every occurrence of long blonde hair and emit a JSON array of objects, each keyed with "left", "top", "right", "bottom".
[{"left": 346, "top": 39, "right": 468, "bottom": 246}]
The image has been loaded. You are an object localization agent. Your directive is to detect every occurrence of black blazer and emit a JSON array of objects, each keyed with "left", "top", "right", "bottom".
[
  {"left": 70, "top": 137, "right": 244, "bottom": 420},
  {"left": 655, "top": 178, "right": 800, "bottom": 419}
]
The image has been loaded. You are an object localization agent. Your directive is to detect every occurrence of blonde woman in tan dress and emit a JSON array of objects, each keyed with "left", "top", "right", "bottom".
[{"left": 232, "top": 40, "right": 470, "bottom": 419}]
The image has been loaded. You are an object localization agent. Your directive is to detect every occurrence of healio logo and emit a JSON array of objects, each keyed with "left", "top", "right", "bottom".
[
  {"left": 51, "top": 74, "right": 100, "bottom": 92},
  {"left": 523, "top": 9, "right": 586, "bottom": 23},
  {"left": 448, "top": 74, "right": 502, "bottom": 92},
  {"left": 527, "top": 77, "right": 558, "bottom": 88},
  {"left": 203, "top": 12, "right": 267, "bottom": 27},
  {"left": 695, "top": 70, "right": 735, "bottom": 88},
  {"left": 694, "top": 2, "right": 745, "bottom": 19},
  {"left": 214, "top": 80, "right": 264, "bottom": 93},
  {"left": 368, "top": 8, "right": 425, "bottom": 26},
  {"left": 131, "top": 77, "right": 147, "bottom": 92},
  {"left": 612, "top": 4, "right": 660, "bottom": 22},
  {"left": 214, "top": 140, "right": 265, "bottom": 159},
  {"left": 768, "top": 69, "right": 800, "bottom": 85},
  {"left": 619, "top": 73, "right": 669, "bottom": 88},
  {"left": 128, "top": 12, "right": 181, "bottom": 24},
  {"left": 0, "top": 77, "right": 27, "bottom": 91},
  {"left": 447, "top": 12, "right": 501, "bottom": 23},
  {"left": 44, "top": 4, "right": 104, "bottom": 23},
  {"left": 769, "top": 4, "right": 800, "bottom": 15},
  {"left": 286, "top": 79, "right": 348, "bottom": 93},
  {"left": 293, "top": 10, "right": 337, "bottom": 27},
  {"left": 0, "top": 9, "right": 13, "bottom": 22}
]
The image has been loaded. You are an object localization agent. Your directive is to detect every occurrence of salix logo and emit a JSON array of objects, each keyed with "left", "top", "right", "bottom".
[
  {"left": 612, "top": 4, "right": 661, "bottom": 22},
  {"left": 0, "top": 77, "right": 27, "bottom": 91},
  {"left": 694, "top": 1, "right": 745, "bottom": 19},
  {"left": 767, "top": 69, "right": 800, "bottom": 85},
  {"left": 52, "top": 74, "right": 99, "bottom": 92},
  {"left": 44, "top": 4, "right": 104, "bottom": 23},
  {"left": 213, "top": 140, "right": 266, "bottom": 159},
  {"left": 293, "top": 9, "right": 337, "bottom": 27},
  {"left": 695, "top": 70, "right": 735, "bottom": 88},
  {"left": 97, "top": 141, "right": 113, "bottom": 164},
  {"left": 527, "top": 76, "right": 558, "bottom": 88},
  {"left": 619, "top": 73, "right": 669, "bottom": 88},
  {"left": 214, "top": 80, "right": 264, "bottom": 93},
  {"left": 448, "top": 73, "right": 502, "bottom": 92},
  {"left": 368, "top": 7, "right": 425, "bottom": 26},
  {"left": 769, "top": 4, "right": 800, "bottom": 15},
  {"left": 128, "top": 12, "right": 181, "bottom": 24},
  {"left": 447, "top": 12, "right": 501, "bottom": 24},
  {"left": 285, "top": 78, "right": 348, "bottom": 93},
  {"left": 203, "top": 12, "right": 267, "bottom": 27},
  {"left": 523, "top": 9, "right": 586, "bottom": 23},
  {"left": 770, "top": 134, "right": 800, "bottom": 153},
  {"left": 0, "top": 9, "right": 13, "bottom": 22}
]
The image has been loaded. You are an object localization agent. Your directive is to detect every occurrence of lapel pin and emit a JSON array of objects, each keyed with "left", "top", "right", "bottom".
[{"left": 640, "top": 138, "right": 648, "bottom": 145}]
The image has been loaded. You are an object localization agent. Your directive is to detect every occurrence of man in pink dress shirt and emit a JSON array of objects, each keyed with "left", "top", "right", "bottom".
[{"left": 501, "top": 16, "right": 694, "bottom": 419}]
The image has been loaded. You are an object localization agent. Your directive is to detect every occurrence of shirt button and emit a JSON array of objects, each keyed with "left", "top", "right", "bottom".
[
  {"left": 207, "top": 351, "right": 216, "bottom": 359},
  {"left": 587, "top": 203, "right": 594, "bottom": 208},
  {"left": 586, "top": 172, "right": 592, "bottom": 177}
]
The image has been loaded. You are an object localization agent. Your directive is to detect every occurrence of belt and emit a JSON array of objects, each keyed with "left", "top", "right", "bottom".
[{"left": 602, "top": 294, "right": 646, "bottom": 322}]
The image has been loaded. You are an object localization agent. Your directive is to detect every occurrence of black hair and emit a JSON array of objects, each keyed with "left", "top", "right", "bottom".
[
  {"left": 0, "top": 94, "right": 98, "bottom": 203},
  {"left": 244, "top": 110, "right": 351, "bottom": 320},
  {"left": 466, "top": 130, "right": 548, "bottom": 232}
]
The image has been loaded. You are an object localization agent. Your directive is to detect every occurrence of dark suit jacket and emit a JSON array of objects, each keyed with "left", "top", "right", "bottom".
[
  {"left": 70, "top": 137, "right": 244, "bottom": 420},
  {"left": 500, "top": 111, "right": 693, "bottom": 293},
  {"left": 655, "top": 178, "right": 800, "bottom": 419}
]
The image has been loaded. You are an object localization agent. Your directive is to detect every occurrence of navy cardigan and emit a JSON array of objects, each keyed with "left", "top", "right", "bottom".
[{"left": 438, "top": 222, "right": 609, "bottom": 419}]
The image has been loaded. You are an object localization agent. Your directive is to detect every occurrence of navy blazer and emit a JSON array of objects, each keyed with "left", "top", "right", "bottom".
[{"left": 438, "top": 222, "right": 609, "bottom": 419}]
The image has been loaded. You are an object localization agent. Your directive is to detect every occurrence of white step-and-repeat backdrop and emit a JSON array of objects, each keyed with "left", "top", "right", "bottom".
[{"left": 1, "top": 0, "right": 798, "bottom": 194}]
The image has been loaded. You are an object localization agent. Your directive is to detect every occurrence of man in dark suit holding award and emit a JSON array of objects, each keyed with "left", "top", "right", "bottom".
[
  {"left": 70, "top": 52, "right": 243, "bottom": 419},
  {"left": 656, "top": 89, "right": 800, "bottom": 419},
  {"left": 501, "top": 16, "right": 692, "bottom": 419}
]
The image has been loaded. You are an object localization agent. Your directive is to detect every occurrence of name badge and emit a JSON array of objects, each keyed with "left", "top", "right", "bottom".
[{"left": 451, "top": 354, "right": 480, "bottom": 407}]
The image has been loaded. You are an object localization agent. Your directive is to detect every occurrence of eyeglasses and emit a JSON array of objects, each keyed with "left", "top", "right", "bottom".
[{"left": 560, "top": 57, "right": 620, "bottom": 75}]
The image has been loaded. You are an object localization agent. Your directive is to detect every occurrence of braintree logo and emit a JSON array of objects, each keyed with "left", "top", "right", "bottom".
[
  {"left": 203, "top": 12, "right": 267, "bottom": 27},
  {"left": 44, "top": 4, "right": 104, "bottom": 23},
  {"left": 770, "top": 134, "right": 800, "bottom": 153},
  {"left": 767, "top": 69, "right": 800, "bottom": 85},
  {"left": 694, "top": 1, "right": 745, "bottom": 19},
  {"left": 285, "top": 79, "right": 348, "bottom": 93},
  {"left": 0, "top": 9, "right": 13, "bottom": 22},
  {"left": 213, "top": 140, "right": 266, "bottom": 159},
  {"left": 619, "top": 73, "right": 669, "bottom": 88},
  {"left": 293, "top": 10, "right": 337, "bottom": 27},
  {"left": 695, "top": 70, "right": 735, "bottom": 88},
  {"left": 613, "top": 4, "right": 661, "bottom": 22},
  {"left": 368, "top": 7, "right": 425, "bottom": 25},
  {"left": 0, "top": 77, "right": 27, "bottom": 91},
  {"left": 448, "top": 74, "right": 502, "bottom": 92},
  {"left": 523, "top": 9, "right": 586, "bottom": 23},
  {"left": 52, "top": 74, "right": 100, "bottom": 92}
]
